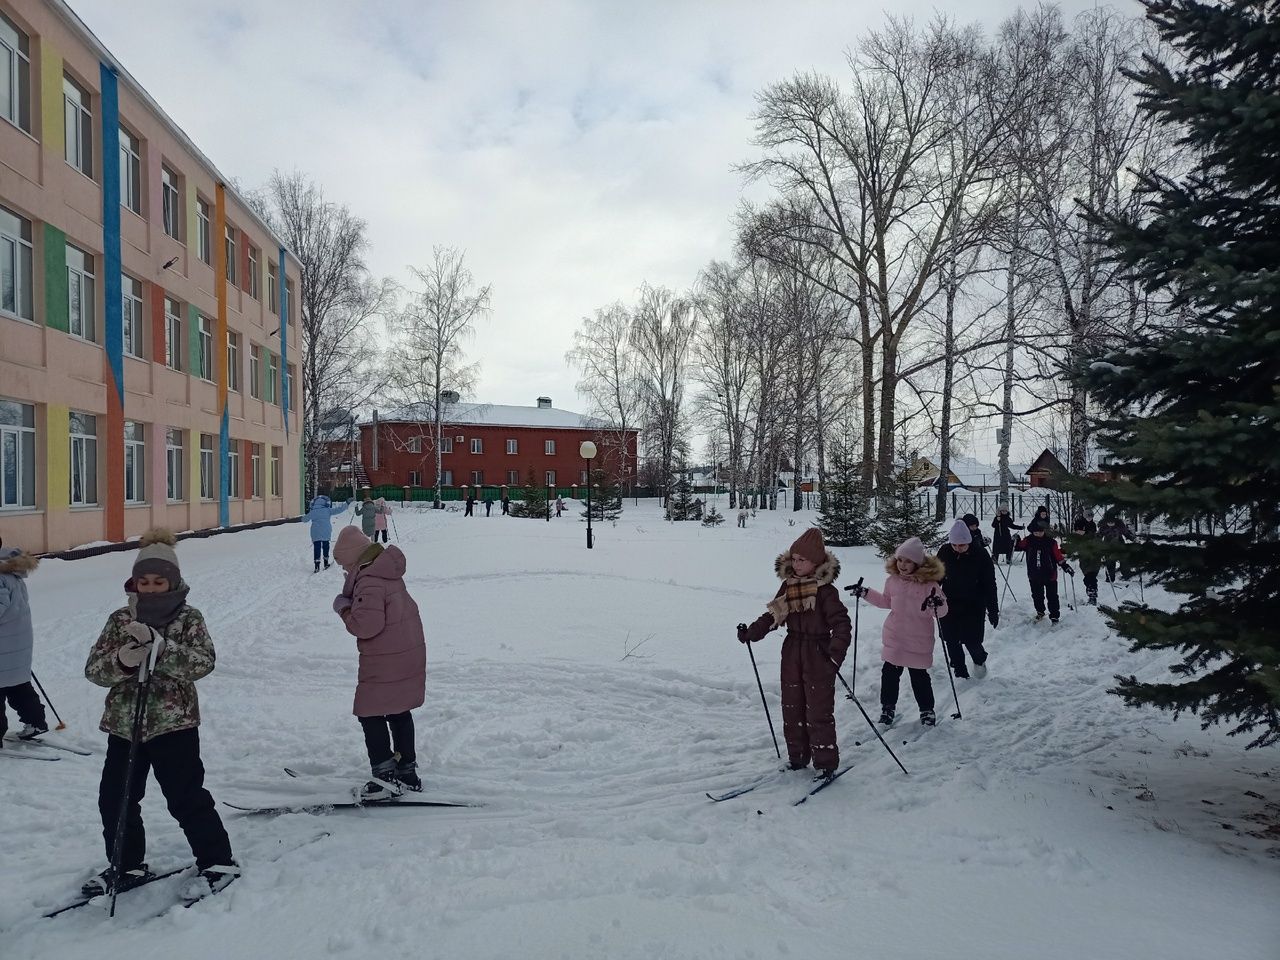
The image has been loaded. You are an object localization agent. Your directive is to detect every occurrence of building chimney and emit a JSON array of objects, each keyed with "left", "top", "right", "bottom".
[{"left": 536, "top": 397, "right": 552, "bottom": 409}]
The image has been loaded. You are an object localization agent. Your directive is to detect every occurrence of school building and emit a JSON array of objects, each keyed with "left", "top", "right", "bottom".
[{"left": 0, "top": 0, "right": 303, "bottom": 553}]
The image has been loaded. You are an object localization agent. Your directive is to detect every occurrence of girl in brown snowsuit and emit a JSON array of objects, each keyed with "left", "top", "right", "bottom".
[{"left": 739, "top": 528, "right": 852, "bottom": 778}]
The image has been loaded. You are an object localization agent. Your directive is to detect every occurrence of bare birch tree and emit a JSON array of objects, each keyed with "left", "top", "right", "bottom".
[{"left": 629, "top": 284, "right": 697, "bottom": 505}]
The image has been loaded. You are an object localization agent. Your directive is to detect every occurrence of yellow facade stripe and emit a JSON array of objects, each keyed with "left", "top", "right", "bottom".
[
  {"left": 40, "top": 43, "right": 63, "bottom": 157},
  {"left": 45, "top": 405, "right": 69, "bottom": 513}
]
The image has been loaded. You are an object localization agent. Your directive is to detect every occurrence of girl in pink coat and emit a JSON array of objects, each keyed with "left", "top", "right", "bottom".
[
  {"left": 332, "top": 525, "right": 426, "bottom": 801},
  {"left": 373, "top": 498, "right": 391, "bottom": 544},
  {"left": 850, "top": 537, "right": 948, "bottom": 728}
]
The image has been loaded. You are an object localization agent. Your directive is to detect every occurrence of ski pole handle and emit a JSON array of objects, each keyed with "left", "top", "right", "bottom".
[
  {"left": 921, "top": 586, "right": 937, "bottom": 612},
  {"left": 844, "top": 576, "right": 865, "bottom": 595}
]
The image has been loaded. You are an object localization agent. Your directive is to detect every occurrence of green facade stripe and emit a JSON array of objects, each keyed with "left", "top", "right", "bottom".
[
  {"left": 188, "top": 303, "right": 202, "bottom": 377},
  {"left": 43, "top": 226, "right": 68, "bottom": 332}
]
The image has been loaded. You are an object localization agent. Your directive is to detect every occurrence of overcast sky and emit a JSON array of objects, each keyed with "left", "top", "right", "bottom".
[{"left": 75, "top": 0, "right": 1131, "bottom": 465}]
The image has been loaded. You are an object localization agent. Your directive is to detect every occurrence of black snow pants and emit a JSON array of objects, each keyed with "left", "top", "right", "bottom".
[
  {"left": 0, "top": 681, "right": 46, "bottom": 737},
  {"left": 1030, "top": 580, "right": 1061, "bottom": 620},
  {"left": 359, "top": 711, "right": 417, "bottom": 770},
  {"left": 939, "top": 611, "right": 988, "bottom": 676}
]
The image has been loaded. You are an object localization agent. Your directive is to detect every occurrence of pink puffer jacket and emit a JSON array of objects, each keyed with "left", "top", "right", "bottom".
[
  {"left": 338, "top": 545, "right": 425, "bottom": 717},
  {"left": 864, "top": 555, "right": 948, "bottom": 669}
]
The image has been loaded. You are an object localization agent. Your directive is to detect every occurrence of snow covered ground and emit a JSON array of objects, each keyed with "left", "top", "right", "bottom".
[{"left": 1, "top": 501, "right": 1277, "bottom": 960}]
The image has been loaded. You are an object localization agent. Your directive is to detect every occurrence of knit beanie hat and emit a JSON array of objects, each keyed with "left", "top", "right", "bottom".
[
  {"left": 789, "top": 528, "right": 827, "bottom": 565},
  {"left": 961, "top": 513, "right": 980, "bottom": 528},
  {"left": 333, "top": 525, "right": 371, "bottom": 568},
  {"left": 894, "top": 537, "right": 926, "bottom": 565},
  {"left": 948, "top": 520, "right": 972, "bottom": 545},
  {"left": 133, "top": 528, "right": 180, "bottom": 584}
]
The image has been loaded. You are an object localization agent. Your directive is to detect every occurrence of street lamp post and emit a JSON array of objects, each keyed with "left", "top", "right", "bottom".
[{"left": 580, "top": 440, "right": 597, "bottom": 549}]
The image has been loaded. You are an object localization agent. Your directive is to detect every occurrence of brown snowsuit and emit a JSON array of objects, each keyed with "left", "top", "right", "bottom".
[{"left": 743, "top": 551, "right": 852, "bottom": 770}]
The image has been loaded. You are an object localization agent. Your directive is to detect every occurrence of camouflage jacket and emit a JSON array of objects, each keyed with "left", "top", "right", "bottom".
[{"left": 84, "top": 605, "right": 215, "bottom": 742}]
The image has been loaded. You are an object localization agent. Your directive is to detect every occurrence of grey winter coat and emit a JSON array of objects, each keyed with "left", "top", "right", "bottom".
[
  {"left": 354, "top": 500, "right": 383, "bottom": 537},
  {"left": 0, "top": 549, "right": 39, "bottom": 687}
]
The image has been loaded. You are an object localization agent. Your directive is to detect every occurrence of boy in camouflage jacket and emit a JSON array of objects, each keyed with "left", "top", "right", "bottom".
[{"left": 82, "top": 529, "right": 238, "bottom": 901}]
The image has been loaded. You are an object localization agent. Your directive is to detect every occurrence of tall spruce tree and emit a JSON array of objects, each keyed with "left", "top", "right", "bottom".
[
  {"left": 819, "top": 438, "right": 871, "bottom": 546},
  {"left": 1068, "top": 0, "right": 1280, "bottom": 747},
  {"left": 581, "top": 468, "right": 623, "bottom": 522},
  {"left": 869, "top": 449, "right": 939, "bottom": 557},
  {"left": 511, "top": 466, "right": 549, "bottom": 519},
  {"left": 667, "top": 459, "right": 697, "bottom": 521}
]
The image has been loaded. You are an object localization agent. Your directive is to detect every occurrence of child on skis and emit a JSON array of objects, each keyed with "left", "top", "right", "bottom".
[
  {"left": 306, "top": 490, "right": 350, "bottom": 571},
  {"left": 0, "top": 540, "right": 49, "bottom": 745},
  {"left": 332, "top": 526, "right": 427, "bottom": 800},
  {"left": 936, "top": 521, "right": 998, "bottom": 679},
  {"left": 738, "top": 528, "right": 851, "bottom": 779},
  {"left": 991, "top": 506, "right": 1023, "bottom": 565},
  {"left": 82, "top": 529, "right": 237, "bottom": 901},
  {"left": 1072, "top": 513, "right": 1100, "bottom": 605},
  {"left": 849, "top": 537, "right": 947, "bottom": 728},
  {"left": 354, "top": 490, "right": 382, "bottom": 538},
  {"left": 1098, "top": 513, "right": 1135, "bottom": 583},
  {"left": 960, "top": 513, "right": 988, "bottom": 552},
  {"left": 1015, "top": 521, "right": 1074, "bottom": 623},
  {"left": 373, "top": 498, "right": 391, "bottom": 543}
]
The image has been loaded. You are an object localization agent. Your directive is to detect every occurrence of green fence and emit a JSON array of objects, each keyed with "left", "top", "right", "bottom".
[{"left": 332, "top": 485, "right": 607, "bottom": 503}]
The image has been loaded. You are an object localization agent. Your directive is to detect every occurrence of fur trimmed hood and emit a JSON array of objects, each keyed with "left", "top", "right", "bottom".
[
  {"left": 883, "top": 553, "right": 944, "bottom": 584},
  {"left": 0, "top": 549, "right": 38, "bottom": 577},
  {"left": 775, "top": 550, "right": 841, "bottom": 587}
]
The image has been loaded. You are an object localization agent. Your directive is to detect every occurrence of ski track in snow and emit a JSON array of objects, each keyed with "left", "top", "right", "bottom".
[{"left": 1, "top": 504, "right": 1277, "bottom": 960}]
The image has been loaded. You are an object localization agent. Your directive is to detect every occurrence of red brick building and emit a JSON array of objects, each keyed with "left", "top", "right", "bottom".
[{"left": 344, "top": 398, "right": 638, "bottom": 496}]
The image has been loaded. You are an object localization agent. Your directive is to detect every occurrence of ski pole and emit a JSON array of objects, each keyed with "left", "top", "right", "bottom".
[
  {"left": 738, "top": 624, "right": 781, "bottom": 759},
  {"left": 923, "top": 587, "right": 962, "bottom": 720},
  {"left": 842, "top": 577, "right": 864, "bottom": 698},
  {"left": 109, "top": 635, "right": 159, "bottom": 918},
  {"left": 1067, "top": 570, "right": 1078, "bottom": 611},
  {"left": 995, "top": 559, "right": 1018, "bottom": 608},
  {"left": 825, "top": 653, "right": 909, "bottom": 776},
  {"left": 389, "top": 510, "right": 400, "bottom": 542},
  {"left": 29, "top": 671, "right": 67, "bottom": 730}
]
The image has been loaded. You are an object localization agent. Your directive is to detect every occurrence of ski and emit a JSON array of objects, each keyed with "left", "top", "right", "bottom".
[
  {"left": 223, "top": 797, "right": 477, "bottom": 815},
  {"left": 792, "top": 765, "right": 854, "bottom": 806},
  {"left": 706, "top": 767, "right": 814, "bottom": 802},
  {"left": 0, "top": 747, "right": 60, "bottom": 762},
  {"left": 179, "top": 831, "right": 330, "bottom": 909},
  {"left": 4, "top": 734, "right": 93, "bottom": 756},
  {"left": 271, "top": 768, "right": 477, "bottom": 809},
  {"left": 43, "top": 864, "right": 191, "bottom": 918}
]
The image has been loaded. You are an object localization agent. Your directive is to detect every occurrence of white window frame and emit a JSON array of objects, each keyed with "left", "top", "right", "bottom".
[
  {"left": 0, "top": 398, "right": 36, "bottom": 509},
  {"left": 407, "top": 436, "right": 421, "bottom": 454},
  {"left": 227, "top": 331, "right": 240, "bottom": 392},
  {"left": 164, "top": 297, "right": 182, "bottom": 370},
  {"left": 69, "top": 412, "right": 98, "bottom": 506},
  {"left": 265, "top": 352, "right": 278, "bottom": 403},
  {"left": 0, "top": 13, "right": 31, "bottom": 134},
  {"left": 63, "top": 75, "right": 92, "bottom": 178},
  {"left": 119, "top": 126, "right": 141, "bottom": 215},
  {"left": 0, "top": 204, "right": 33, "bottom": 321},
  {"left": 249, "top": 344, "right": 261, "bottom": 399},
  {"left": 166, "top": 428, "right": 184, "bottom": 502},
  {"left": 507, "top": 470, "right": 519, "bottom": 486},
  {"left": 545, "top": 440, "right": 556, "bottom": 456},
  {"left": 506, "top": 439, "right": 517, "bottom": 455},
  {"left": 287, "top": 364, "right": 296, "bottom": 411},
  {"left": 409, "top": 470, "right": 421, "bottom": 487},
  {"left": 441, "top": 469, "right": 453, "bottom": 487},
  {"left": 161, "top": 166, "right": 181, "bottom": 240},
  {"left": 66, "top": 244, "right": 95, "bottom": 342},
  {"left": 247, "top": 245, "right": 259, "bottom": 299},
  {"left": 227, "top": 442, "right": 240, "bottom": 499},
  {"left": 250, "top": 443, "right": 262, "bottom": 498},
  {"left": 269, "top": 446, "right": 281, "bottom": 497},
  {"left": 196, "top": 198, "right": 211, "bottom": 264},
  {"left": 197, "top": 315, "right": 213, "bottom": 381},
  {"left": 122, "top": 274, "right": 143, "bottom": 358},
  {"left": 439, "top": 437, "right": 453, "bottom": 454},
  {"left": 199, "top": 434, "right": 215, "bottom": 500},
  {"left": 267, "top": 262, "right": 278, "bottom": 314},
  {"left": 545, "top": 471, "right": 556, "bottom": 489},
  {"left": 470, "top": 438, "right": 483, "bottom": 454},
  {"left": 123, "top": 421, "right": 145, "bottom": 504},
  {"left": 471, "top": 470, "right": 483, "bottom": 486},
  {"left": 224, "top": 224, "right": 237, "bottom": 285}
]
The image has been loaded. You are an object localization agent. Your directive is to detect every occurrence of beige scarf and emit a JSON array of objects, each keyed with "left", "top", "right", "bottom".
[{"left": 767, "top": 578, "right": 820, "bottom": 627}]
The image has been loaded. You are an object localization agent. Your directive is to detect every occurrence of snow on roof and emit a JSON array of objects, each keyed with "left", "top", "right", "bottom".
[
  {"left": 947, "top": 455, "right": 1027, "bottom": 487},
  {"left": 368, "top": 402, "right": 619, "bottom": 431}
]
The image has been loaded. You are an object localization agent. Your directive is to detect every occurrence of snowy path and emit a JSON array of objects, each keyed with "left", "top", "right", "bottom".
[{"left": 1, "top": 503, "right": 1276, "bottom": 959}]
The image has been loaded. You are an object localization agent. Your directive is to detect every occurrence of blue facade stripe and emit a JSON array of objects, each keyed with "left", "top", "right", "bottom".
[
  {"left": 99, "top": 64, "right": 123, "bottom": 406},
  {"left": 219, "top": 410, "right": 230, "bottom": 527}
]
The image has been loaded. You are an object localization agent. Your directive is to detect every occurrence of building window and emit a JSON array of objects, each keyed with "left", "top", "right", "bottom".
[
  {"left": 286, "top": 278, "right": 295, "bottom": 325},
  {"left": 0, "top": 398, "right": 36, "bottom": 509},
  {"left": 439, "top": 437, "right": 452, "bottom": 454},
  {"left": 224, "top": 224, "right": 237, "bottom": 284},
  {"left": 250, "top": 443, "right": 262, "bottom": 498},
  {"left": 506, "top": 439, "right": 517, "bottom": 455},
  {"left": 0, "top": 13, "right": 31, "bottom": 133},
  {"left": 199, "top": 434, "right": 215, "bottom": 500},
  {"left": 407, "top": 436, "right": 421, "bottom": 454},
  {"left": 161, "top": 166, "right": 181, "bottom": 240},
  {"left": 270, "top": 445, "right": 281, "bottom": 497},
  {"left": 227, "top": 332, "right": 240, "bottom": 392},
  {"left": 122, "top": 275, "right": 143, "bottom": 358},
  {"left": 227, "top": 442, "right": 240, "bottom": 499},
  {"left": 287, "top": 364, "right": 296, "bottom": 410},
  {"left": 197, "top": 315, "right": 213, "bottom": 380},
  {"left": 247, "top": 245, "right": 259, "bottom": 299},
  {"left": 66, "top": 244, "right": 96, "bottom": 342},
  {"left": 69, "top": 412, "right": 98, "bottom": 506},
  {"left": 63, "top": 75, "right": 93, "bottom": 178},
  {"left": 267, "top": 262, "right": 278, "bottom": 314},
  {"left": 119, "top": 127, "right": 141, "bottom": 215},
  {"left": 507, "top": 470, "right": 519, "bottom": 486},
  {"left": 470, "top": 438, "right": 483, "bottom": 454},
  {"left": 249, "top": 344, "right": 261, "bottom": 399},
  {"left": 0, "top": 204, "right": 33, "bottom": 321},
  {"left": 470, "top": 470, "right": 484, "bottom": 486},
  {"left": 545, "top": 471, "right": 556, "bottom": 489},
  {"left": 545, "top": 440, "right": 556, "bottom": 456},
  {"left": 409, "top": 470, "right": 421, "bottom": 487},
  {"left": 164, "top": 297, "right": 182, "bottom": 370},
  {"left": 123, "top": 421, "right": 145, "bottom": 504},
  {"left": 441, "top": 469, "right": 453, "bottom": 486},
  {"left": 196, "top": 198, "right": 211, "bottom": 264},
  {"left": 265, "top": 352, "right": 278, "bottom": 404},
  {"left": 166, "top": 428, "right": 184, "bottom": 501}
]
